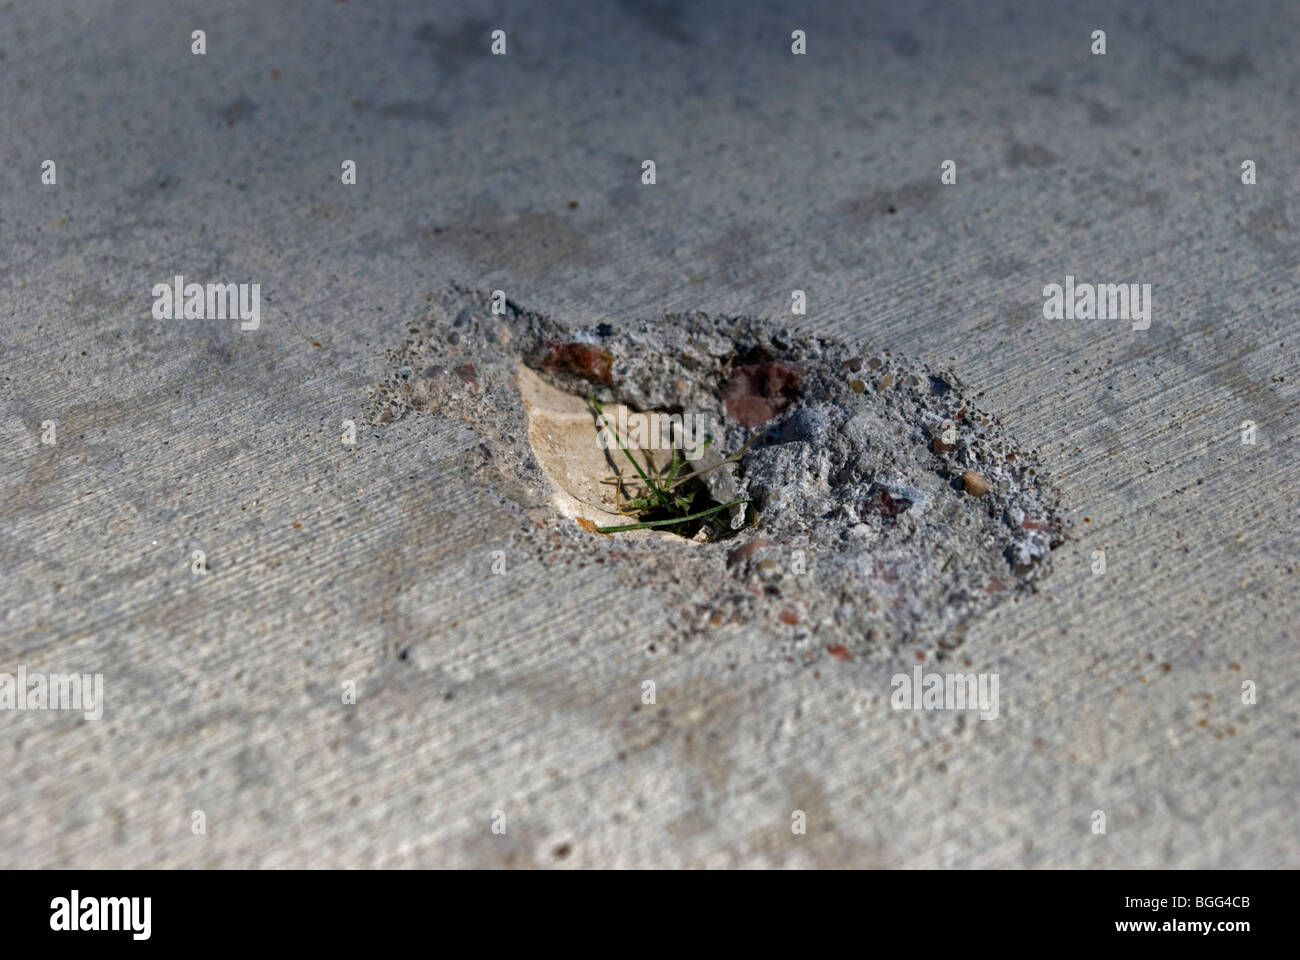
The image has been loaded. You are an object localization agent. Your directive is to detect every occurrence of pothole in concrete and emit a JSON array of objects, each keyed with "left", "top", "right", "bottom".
[
  {"left": 517, "top": 364, "right": 745, "bottom": 542},
  {"left": 368, "top": 285, "right": 1069, "bottom": 660}
]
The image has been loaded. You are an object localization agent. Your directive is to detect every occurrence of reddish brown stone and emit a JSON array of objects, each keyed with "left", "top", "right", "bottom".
[
  {"left": 726, "top": 537, "right": 774, "bottom": 570},
  {"left": 863, "top": 483, "right": 913, "bottom": 518},
  {"left": 961, "top": 470, "right": 991, "bottom": 497},
  {"left": 538, "top": 341, "right": 614, "bottom": 384},
  {"left": 721, "top": 359, "right": 804, "bottom": 427},
  {"left": 453, "top": 363, "right": 478, "bottom": 388}
]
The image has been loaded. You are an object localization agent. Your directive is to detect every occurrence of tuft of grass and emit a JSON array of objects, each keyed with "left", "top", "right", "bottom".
[{"left": 588, "top": 395, "right": 752, "bottom": 537}]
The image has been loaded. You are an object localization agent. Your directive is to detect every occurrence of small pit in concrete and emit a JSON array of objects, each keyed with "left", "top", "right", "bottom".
[
  {"left": 368, "top": 285, "right": 1068, "bottom": 658},
  {"left": 517, "top": 363, "right": 743, "bottom": 542}
]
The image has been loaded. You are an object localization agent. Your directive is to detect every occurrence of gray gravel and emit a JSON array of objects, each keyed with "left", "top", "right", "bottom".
[
  {"left": 370, "top": 286, "right": 1067, "bottom": 659},
  {"left": 1, "top": 0, "right": 1296, "bottom": 868}
]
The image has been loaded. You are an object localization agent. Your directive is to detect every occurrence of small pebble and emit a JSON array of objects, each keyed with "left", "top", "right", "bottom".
[
  {"left": 962, "top": 470, "right": 991, "bottom": 497},
  {"left": 850, "top": 379, "right": 865, "bottom": 393},
  {"left": 453, "top": 364, "right": 479, "bottom": 388}
]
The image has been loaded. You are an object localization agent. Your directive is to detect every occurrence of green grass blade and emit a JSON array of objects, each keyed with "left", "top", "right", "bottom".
[
  {"left": 595, "top": 498, "right": 750, "bottom": 534},
  {"left": 665, "top": 434, "right": 757, "bottom": 491},
  {"left": 664, "top": 450, "right": 685, "bottom": 489},
  {"left": 590, "top": 394, "right": 673, "bottom": 509}
]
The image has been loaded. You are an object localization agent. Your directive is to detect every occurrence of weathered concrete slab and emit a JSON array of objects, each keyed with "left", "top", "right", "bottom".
[{"left": 0, "top": 0, "right": 1296, "bottom": 867}]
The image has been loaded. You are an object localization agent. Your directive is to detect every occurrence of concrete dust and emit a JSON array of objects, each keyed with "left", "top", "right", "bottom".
[{"left": 369, "top": 285, "right": 1068, "bottom": 659}]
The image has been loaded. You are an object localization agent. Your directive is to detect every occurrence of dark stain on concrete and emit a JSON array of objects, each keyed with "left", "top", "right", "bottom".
[
  {"left": 1109, "top": 179, "right": 1166, "bottom": 214},
  {"left": 1170, "top": 44, "right": 1255, "bottom": 84},
  {"left": 841, "top": 180, "right": 942, "bottom": 225},
  {"left": 1237, "top": 202, "right": 1295, "bottom": 265},
  {"left": 219, "top": 97, "right": 258, "bottom": 128},
  {"left": 698, "top": 222, "right": 776, "bottom": 287},
  {"left": 1066, "top": 166, "right": 1166, "bottom": 214},
  {"left": 1005, "top": 140, "right": 1061, "bottom": 170},
  {"left": 985, "top": 253, "right": 1030, "bottom": 282},
  {"left": 891, "top": 32, "right": 922, "bottom": 58},
  {"left": 675, "top": 675, "right": 742, "bottom": 794},
  {"left": 402, "top": 203, "right": 602, "bottom": 276},
  {"left": 619, "top": 0, "right": 692, "bottom": 46},
  {"left": 378, "top": 98, "right": 447, "bottom": 123},
  {"left": 1185, "top": 314, "right": 1290, "bottom": 427},
  {"left": 125, "top": 170, "right": 181, "bottom": 200},
  {"left": 772, "top": 771, "right": 890, "bottom": 867},
  {"left": 415, "top": 18, "right": 493, "bottom": 74},
  {"left": 1028, "top": 76, "right": 1059, "bottom": 97},
  {"left": 1085, "top": 98, "right": 1115, "bottom": 126}
]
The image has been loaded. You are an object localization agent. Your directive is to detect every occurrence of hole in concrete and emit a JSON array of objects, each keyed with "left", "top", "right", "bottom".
[
  {"left": 517, "top": 364, "right": 745, "bottom": 542},
  {"left": 368, "top": 286, "right": 1070, "bottom": 658}
]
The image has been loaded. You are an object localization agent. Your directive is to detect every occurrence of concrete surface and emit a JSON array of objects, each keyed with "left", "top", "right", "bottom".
[{"left": 1, "top": 0, "right": 1296, "bottom": 867}]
